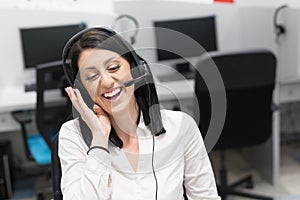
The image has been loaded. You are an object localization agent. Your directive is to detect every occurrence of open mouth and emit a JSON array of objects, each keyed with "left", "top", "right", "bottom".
[{"left": 102, "top": 87, "right": 122, "bottom": 101}]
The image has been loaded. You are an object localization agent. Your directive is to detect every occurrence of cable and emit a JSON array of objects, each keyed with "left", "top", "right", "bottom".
[
  {"left": 142, "top": 61, "right": 158, "bottom": 200},
  {"left": 152, "top": 135, "right": 158, "bottom": 200},
  {"left": 273, "top": 4, "right": 288, "bottom": 43}
]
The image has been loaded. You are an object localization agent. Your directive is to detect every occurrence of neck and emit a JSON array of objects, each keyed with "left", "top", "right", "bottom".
[{"left": 110, "top": 100, "right": 139, "bottom": 144}]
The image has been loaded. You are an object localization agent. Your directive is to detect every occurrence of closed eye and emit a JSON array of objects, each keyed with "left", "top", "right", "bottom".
[
  {"left": 107, "top": 64, "right": 121, "bottom": 72},
  {"left": 86, "top": 73, "right": 99, "bottom": 81}
]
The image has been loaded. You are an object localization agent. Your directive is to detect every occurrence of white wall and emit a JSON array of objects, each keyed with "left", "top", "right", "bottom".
[
  {"left": 114, "top": 1, "right": 280, "bottom": 78},
  {"left": 235, "top": 0, "right": 300, "bottom": 8},
  {"left": 238, "top": 5, "right": 300, "bottom": 82},
  {"left": 114, "top": 1, "right": 242, "bottom": 76},
  {"left": 115, "top": 0, "right": 300, "bottom": 82},
  {"left": 277, "top": 8, "right": 300, "bottom": 82},
  {"left": 0, "top": 0, "right": 114, "bottom": 14},
  {"left": 238, "top": 7, "right": 277, "bottom": 55},
  {"left": 1, "top": 0, "right": 298, "bottom": 85},
  {"left": 0, "top": 8, "right": 114, "bottom": 88}
]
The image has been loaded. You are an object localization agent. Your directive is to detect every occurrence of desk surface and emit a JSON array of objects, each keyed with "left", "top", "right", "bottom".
[
  {"left": 1, "top": 77, "right": 300, "bottom": 186},
  {"left": 0, "top": 86, "right": 36, "bottom": 113},
  {"left": 2, "top": 78, "right": 300, "bottom": 113},
  {"left": 0, "top": 79, "right": 195, "bottom": 113}
]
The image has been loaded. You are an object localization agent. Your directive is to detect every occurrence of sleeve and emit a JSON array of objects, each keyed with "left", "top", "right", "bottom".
[
  {"left": 182, "top": 114, "right": 221, "bottom": 200},
  {"left": 58, "top": 121, "right": 112, "bottom": 200}
]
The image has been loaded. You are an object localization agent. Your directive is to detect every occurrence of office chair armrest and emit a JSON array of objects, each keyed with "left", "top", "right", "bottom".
[{"left": 11, "top": 110, "right": 33, "bottom": 125}]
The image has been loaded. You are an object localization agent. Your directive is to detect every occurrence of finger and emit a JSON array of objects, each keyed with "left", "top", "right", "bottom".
[
  {"left": 73, "top": 89, "right": 91, "bottom": 112},
  {"left": 65, "top": 87, "right": 77, "bottom": 103},
  {"left": 65, "top": 87, "right": 86, "bottom": 113}
]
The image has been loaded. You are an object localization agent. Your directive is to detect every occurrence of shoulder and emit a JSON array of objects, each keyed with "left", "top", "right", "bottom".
[
  {"left": 158, "top": 109, "right": 205, "bottom": 157},
  {"left": 60, "top": 118, "right": 80, "bottom": 133},
  {"left": 59, "top": 118, "right": 84, "bottom": 142},
  {"left": 58, "top": 118, "right": 89, "bottom": 153},
  {"left": 161, "top": 109, "right": 197, "bottom": 129},
  {"left": 161, "top": 110, "right": 207, "bottom": 156},
  {"left": 160, "top": 109, "right": 199, "bottom": 140},
  {"left": 161, "top": 109, "right": 203, "bottom": 143}
]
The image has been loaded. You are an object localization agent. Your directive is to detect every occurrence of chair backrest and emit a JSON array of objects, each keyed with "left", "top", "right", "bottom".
[
  {"left": 36, "top": 61, "right": 71, "bottom": 148},
  {"left": 51, "top": 135, "right": 63, "bottom": 200},
  {"left": 195, "top": 49, "right": 276, "bottom": 150}
]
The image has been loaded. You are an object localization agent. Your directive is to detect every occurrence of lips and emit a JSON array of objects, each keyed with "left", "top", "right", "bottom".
[{"left": 102, "top": 87, "right": 122, "bottom": 101}]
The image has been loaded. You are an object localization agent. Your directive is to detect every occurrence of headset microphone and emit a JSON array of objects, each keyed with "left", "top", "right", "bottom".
[{"left": 124, "top": 61, "right": 150, "bottom": 87}]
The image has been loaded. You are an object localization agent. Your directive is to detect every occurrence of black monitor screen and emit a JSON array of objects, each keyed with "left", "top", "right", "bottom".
[
  {"left": 20, "top": 23, "right": 86, "bottom": 69},
  {"left": 154, "top": 16, "right": 217, "bottom": 61}
]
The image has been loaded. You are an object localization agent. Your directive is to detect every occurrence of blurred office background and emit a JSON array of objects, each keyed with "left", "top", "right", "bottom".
[{"left": 0, "top": 0, "right": 300, "bottom": 199}]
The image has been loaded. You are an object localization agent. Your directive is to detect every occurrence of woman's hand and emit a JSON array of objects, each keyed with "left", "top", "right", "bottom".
[{"left": 65, "top": 87, "right": 111, "bottom": 146}]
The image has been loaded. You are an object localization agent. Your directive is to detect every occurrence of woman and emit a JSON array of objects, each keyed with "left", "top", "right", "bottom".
[{"left": 59, "top": 27, "right": 220, "bottom": 200}]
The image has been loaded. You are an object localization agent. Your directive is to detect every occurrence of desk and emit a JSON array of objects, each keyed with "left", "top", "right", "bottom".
[
  {"left": 278, "top": 80, "right": 300, "bottom": 104},
  {"left": 1, "top": 79, "right": 300, "bottom": 185},
  {"left": 0, "top": 86, "right": 36, "bottom": 113},
  {"left": 0, "top": 86, "right": 35, "bottom": 132},
  {"left": 0, "top": 86, "right": 65, "bottom": 132},
  {"left": 0, "top": 80, "right": 195, "bottom": 132}
]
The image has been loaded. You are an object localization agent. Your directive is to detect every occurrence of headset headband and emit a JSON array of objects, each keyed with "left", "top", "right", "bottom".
[
  {"left": 112, "top": 14, "right": 139, "bottom": 45},
  {"left": 62, "top": 26, "right": 143, "bottom": 87}
]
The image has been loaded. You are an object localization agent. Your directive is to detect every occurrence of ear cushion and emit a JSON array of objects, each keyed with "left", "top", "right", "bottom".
[
  {"left": 276, "top": 25, "right": 285, "bottom": 36},
  {"left": 74, "top": 79, "right": 95, "bottom": 109},
  {"left": 130, "top": 36, "right": 136, "bottom": 45}
]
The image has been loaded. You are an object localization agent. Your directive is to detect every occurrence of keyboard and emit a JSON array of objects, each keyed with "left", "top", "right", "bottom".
[
  {"left": 157, "top": 72, "right": 195, "bottom": 82},
  {"left": 25, "top": 80, "right": 63, "bottom": 92},
  {"left": 24, "top": 83, "right": 36, "bottom": 92}
]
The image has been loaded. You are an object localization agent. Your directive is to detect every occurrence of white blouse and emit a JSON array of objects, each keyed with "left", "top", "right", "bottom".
[{"left": 59, "top": 109, "right": 220, "bottom": 200}]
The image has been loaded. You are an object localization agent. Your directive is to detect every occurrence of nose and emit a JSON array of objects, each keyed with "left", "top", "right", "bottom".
[{"left": 99, "top": 72, "right": 114, "bottom": 89}]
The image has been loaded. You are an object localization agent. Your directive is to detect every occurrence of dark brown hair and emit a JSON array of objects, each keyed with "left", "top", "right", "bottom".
[{"left": 68, "top": 28, "right": 165, "bottom": 148}]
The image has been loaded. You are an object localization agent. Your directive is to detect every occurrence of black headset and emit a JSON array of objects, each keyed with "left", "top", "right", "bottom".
[
  {"left": 61, "top": 26, "right": 151, "bottom": 118},
  {"left": 273, "top": 4, "right": 288, "bottom": 42},
  {"left": 111, "top": 14, "right": 139, "bottom": 45},
  {"left": 62, "top": 26, "right": 147, "bottom": 88}
]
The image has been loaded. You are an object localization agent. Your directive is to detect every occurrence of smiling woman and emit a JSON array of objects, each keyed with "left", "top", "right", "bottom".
[
  {"left": 59, "top": 27, "right": 220, "bottom": 200},
  {"left": 78, "top": 49, "right": 135, "bottom": 115}
]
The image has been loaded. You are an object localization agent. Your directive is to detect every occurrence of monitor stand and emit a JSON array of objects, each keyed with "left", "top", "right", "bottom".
[{"left": 157, "top": 62, "right": 195, "bottom": 82}]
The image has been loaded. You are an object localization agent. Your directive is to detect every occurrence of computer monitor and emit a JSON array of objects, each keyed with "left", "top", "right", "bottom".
[
  {"left": 20, "top": 23, "right": 86, "bottom": 69},
  {"left": 153, "top": 16, "right": 217, "bottom": 61}
]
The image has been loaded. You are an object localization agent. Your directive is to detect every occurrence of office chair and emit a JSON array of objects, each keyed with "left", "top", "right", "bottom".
[
  {"left": 11, "top": 61, "right": 70, "bottom": 199},
  {"left": 35, "top": 61, "right": 70, "bottom": 149},
  {"left": 51, "top": 135, "right": 63, "bottom": 200},
  {"left": 195, "top": 49, "right": 276, "bottom": 200}
]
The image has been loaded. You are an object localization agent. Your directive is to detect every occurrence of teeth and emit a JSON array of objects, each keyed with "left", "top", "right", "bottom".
[{"left": 104, "top": 88, "right": 121, "bottom": 98}]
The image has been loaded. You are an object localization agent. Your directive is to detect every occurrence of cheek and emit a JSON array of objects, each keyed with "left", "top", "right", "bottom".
[
  {"left": 120, "top": 62, "right": 133, "bottom": 81},
  {"left": 82, "top": 82, "right": 98, "bottom": 101},
  {"left": 124, "top": 86, "right": 135, "bottom": 101},
  {"left": 118, "top": 70, "right": 132, "bottom": 83}
]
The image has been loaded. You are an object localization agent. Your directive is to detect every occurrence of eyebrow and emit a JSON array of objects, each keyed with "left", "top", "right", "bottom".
[
  {"left": 82, "top": 66, "right": 97, "bottom": 73},
  {"left": 82, "top": 56, "right": 119, "bottom": 73},
  {"left": 103, "top": 56, "right": 119, "bottom": 66}
]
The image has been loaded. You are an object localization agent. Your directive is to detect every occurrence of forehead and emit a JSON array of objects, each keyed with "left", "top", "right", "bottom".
[{"left": 78, "top": 48, "right": 122, "bottom": 69}]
